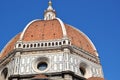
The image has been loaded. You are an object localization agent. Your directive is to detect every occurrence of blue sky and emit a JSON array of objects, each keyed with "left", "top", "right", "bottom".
[{"left": 0, "top": 0, "right": 120, "bottom": 80}]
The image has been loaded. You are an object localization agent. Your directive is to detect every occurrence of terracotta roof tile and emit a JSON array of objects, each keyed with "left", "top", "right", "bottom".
[
  {"left": 87, "top": 77, "right": 104, "bottom": 80},
  {"left": 65, "top": 24, "right": 96, "bottom": 55},
  {"left": 0, "top": 33, "right": 20, "bottom": 59},
  {"left": 23, "top": 19, "right": 63, "bottom": 41},
  {"left": 33, "top": 74, "right": 48, "bottom": 79},
  {"left": 0, "top": 19, "right": 98, "bottom": 59}
]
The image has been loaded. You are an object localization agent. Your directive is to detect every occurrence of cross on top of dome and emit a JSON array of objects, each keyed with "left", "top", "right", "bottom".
[{"left": 44, "top": 0, "right": 56, "bottom": 20}]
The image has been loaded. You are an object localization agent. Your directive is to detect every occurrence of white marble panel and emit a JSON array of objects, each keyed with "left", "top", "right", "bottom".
[
  {"left": 71, "top": 57, "right": 73, "bottom": 63},
  {"left": 75, "top": 67, "right": 77, "bottom": 73},
  {"left": 59, "top": 56, "right": 63, "bottom": 61},
  {"left": 27, "top": 58, "right": 30, "bottom": 64},
  {"left": 74, "top": 58, "right": 77, "bottom": 64},
  {"left": 21, "top": 67, "right": 24, "bottom": 73},
  {"left": 26, "top": 66, "right": 29, "bottom": 73},
  {"left": 72, "top": 65, "right": 74, "bottom": 72},
  {"left": 54, "top": 64, "right": 57, "bottom": 70},
  {"left": 59, "top": 64, "right": 62, "bottom": 70},
  {"left": 22, "top": 58, "right": 25, "bottom": 64},
  {"left": 54, "top": 56, "right": 57, "bottom": 62}
]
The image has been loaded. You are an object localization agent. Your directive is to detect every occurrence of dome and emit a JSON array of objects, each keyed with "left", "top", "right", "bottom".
[
  {"left": 0, "top": 18, "right": 98, "bottom": 59},
  {"left": 0, "top": 1, "right": 104, "bottom": 80},
  {"left": 0, "top": 1, "right": 98, "bottom": 60}
]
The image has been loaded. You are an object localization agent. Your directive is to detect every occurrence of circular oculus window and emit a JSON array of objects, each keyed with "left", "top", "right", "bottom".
[
  {"left": 32, "top": 57, "right": 50, "bottom": 73},
  {"left": 37, "top": 62, "right": 48, "bottom": 71}
]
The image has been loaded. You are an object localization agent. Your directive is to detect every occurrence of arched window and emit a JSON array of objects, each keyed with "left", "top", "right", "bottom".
[
  {"left": 45, "top": 43, "right": 47, "bottom": 46},
  {"left": 18, "top": 44, "right": 21, "bottom": 47},
  {"left": 1, "top": 68, "right": 8, "bottom": 79},
  {"left": 48, "top": 43, "right": 51, "bottom": 46},
  {"left": 30, "top": 44, "right": 33, "bottom": 48},
  {"left": 56, "top": 42, "right": 58, "bottom": 46},
  {"left": 52, "top": 42, "right": 54, "bottom": 46},
  {"left": 27, "top": 44, "right": 29, "bottom": 48},
  {"left": 80, "top": 67, "right": 86, "bottom": 76},
  {"left": 79, "top": 62, "right": 88, "bottom": 76},
  {"left": 41, "top": 43, "right": 44, "bottom": 47},
  {"left": 38, "top": 43, "right": 40, "bottom": 47},
  {"left": 59, "top": 42, "right": 61, "bottom": 45},
  {"left": 63, "top": 40, "right": 66, "bottom": 44},
  {"left": 23, "top": 44, "right": 26, "bottom": 48},
  {"left": 34, "top": 44, "right": 36, "bottom": 47}
]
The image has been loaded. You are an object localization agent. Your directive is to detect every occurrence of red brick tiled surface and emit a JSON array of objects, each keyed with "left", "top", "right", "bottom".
[
  {"left": 32, "top": 74, "right": 48, "bottom": 79},
  {"left": 0, "top": 19, "right": 97, "bottom": 59},
  {"left": 87, "top": 77, "right": 104, "bottom": 80},
  {"left": 23, "top": 19, "right": 63, "bottom": 41},
  {"left": 65, "top": 24, "right": 96, "bottom": 55},
  {"left": 0, "top": 33, "right": 20, "bottom": 59}
]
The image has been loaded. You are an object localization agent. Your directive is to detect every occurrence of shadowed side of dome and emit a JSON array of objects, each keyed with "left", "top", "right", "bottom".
[
  {"left": 65, "top": 24, "right": 98, "bottom": 56},
  {"left": 21, "top": 19, "right": 63, "bottom": 41},
  {"left": 0, "top": 33, "right": 21, "bottom": 59}
]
